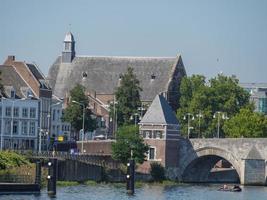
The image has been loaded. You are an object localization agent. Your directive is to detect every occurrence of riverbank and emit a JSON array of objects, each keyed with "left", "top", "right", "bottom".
[{"left": 56, "top": 180, "right": 185, "bottom": 188}]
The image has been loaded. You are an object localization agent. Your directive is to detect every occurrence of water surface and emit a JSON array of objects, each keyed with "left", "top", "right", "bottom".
[{"left": 0, "top": 184, "right": 267, "bottom": 200}]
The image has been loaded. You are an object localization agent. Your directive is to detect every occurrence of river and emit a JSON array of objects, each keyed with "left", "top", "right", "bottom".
[{"left": 0, "top": 184, "right": 267, "bottom": 200}]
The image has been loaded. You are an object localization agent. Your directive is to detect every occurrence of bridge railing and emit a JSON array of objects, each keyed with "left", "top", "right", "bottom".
[{"left": 16, "top": 150, "right": 121, "bottom": 169}]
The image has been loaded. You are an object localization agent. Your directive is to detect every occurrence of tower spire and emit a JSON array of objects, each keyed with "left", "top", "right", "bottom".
[{"left": 62, "top": 31, "right": 75, "bottom": 63}]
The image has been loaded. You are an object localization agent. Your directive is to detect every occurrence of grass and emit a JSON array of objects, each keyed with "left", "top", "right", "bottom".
[
  {"left": 84, "top": 180, "right": 98, "bottom": 186},
  {"left": 57, "top": 181, "right": 80, "bottom": 187}
]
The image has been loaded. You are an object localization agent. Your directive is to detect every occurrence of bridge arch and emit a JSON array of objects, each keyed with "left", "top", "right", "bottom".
[{"left": 181, "top": 147, "right": 241, "bottom": 183}]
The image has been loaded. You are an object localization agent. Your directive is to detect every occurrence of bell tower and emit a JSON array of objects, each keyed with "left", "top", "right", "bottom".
[{"left": 62, "top": 32, "right": 75, "bottom": 63}]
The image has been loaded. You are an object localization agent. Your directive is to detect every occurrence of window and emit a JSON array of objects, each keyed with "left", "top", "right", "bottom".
[
  {"left": 52, "top": 109, "right": 56, "bottom": 121},
  {"left": 22, "top": 108, "right": 28, "bottom": 117},
  {"left": 57, "top": 110, "right": 60, "bottom": 120},
  {"left": 65, "top": 42, "right": 70, "bottom": 50},
  {"left": 21, "top": 121, "right": 28, "bottom": 135},
  {"left": 30, "top": 108, "right": 36, "bottom": 118},
  {"left": 13, "top": 120, "right": 19, "bottom": 135},
  {"left": 145, "top": 130, "right": 152, "bottom": 139},
  {"left": 13, "top": 107, "right": 19, "bottom": 117},
  {"left": 5, "top": 107, "right": 11, "bottom": 117},
  {"left": 155, "top": 131, "right": 163, "bottom": 139},
  {"left": 4, "top": 120, "right": 11, "bottom": 135},
  {"left": 148, "top": 147, "right": 156, "bottom": 160},
  {"left": 11, "top": 89, "right": 15, "bottom": 98},
  {"left": 29, "top": 122, "right": 35, "bottom": 136},
  {"left": 0, "top": 106, "right": 2, "bottom": 117}
]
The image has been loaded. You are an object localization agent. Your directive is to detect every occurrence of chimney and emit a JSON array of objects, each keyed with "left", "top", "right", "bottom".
[
  {"left": 8, "top": 55, "right": 15, "bottom": 61},
  {"left": 3, "top": 55, "right": 15, "bottom": 65}
]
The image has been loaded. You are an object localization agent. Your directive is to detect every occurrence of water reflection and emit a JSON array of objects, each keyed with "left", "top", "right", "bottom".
[{"left": 0, "top": 184, "right": 267, "bottom": 200}]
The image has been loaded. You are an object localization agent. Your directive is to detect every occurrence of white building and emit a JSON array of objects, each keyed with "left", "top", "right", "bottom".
[
  {"left": 50, "top": 97, "right": 71, "bottom": 142},
  {"left": 0, "top": 97, "right": 39, "bottom": 150}
]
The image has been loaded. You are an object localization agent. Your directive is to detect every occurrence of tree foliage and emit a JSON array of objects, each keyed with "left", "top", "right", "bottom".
[
  {"left": 111, "top": 125, "right": 149, "bottom": 165},
  {"left": 177, "top": 74, "right": 252, "bottom": 138},
  {"left": 223, "top": 108, "right": 267, "bottom": 138},
  {"left": 0, "top": 151, "right": 29, "bottom": 170},
  {"left": 62, "top": 84, "right": 96, "bottom": 133},
  {"left": 112, "top": 67, "right": 142, "bottom": 126}
]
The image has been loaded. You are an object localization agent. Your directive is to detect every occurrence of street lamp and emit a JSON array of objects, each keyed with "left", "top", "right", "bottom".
[
  {"left": 111, "top": 99, "right": 118, "bottom": 138},
  {"left": 213, "top": 111, "right": 229, "bottom": 138},
  {"left": 183, "top": 113, "right": 194, "bottom": 138},
  {"left": 130, "top": 113, "right": 140, "bottom": 127},
  {"left": 196, "top": 112, "right": 203, "bottom": 138},
  {"left": 72, "top": 100, "right": 85, "bottom": 154},
  {"left": 0, "top": 97, "right": 4, "bottom": 150},
  {"left": 47, "top": 101, "right": 62, "bottom": 150}
]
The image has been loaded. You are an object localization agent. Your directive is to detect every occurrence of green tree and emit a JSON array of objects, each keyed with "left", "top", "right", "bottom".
[
  {"left": 111, "top": 125, "right": 149, "bottom": 165},
  {"left": 112, "top": 67, "right": 142, "bottom": 126},
  {"left": 177, "top": 74, "right": 251, "bottom": 138},
  {"left": 62, "top": 84, "right": 96, "bottom": 135},
  {"left": 223, "top": 108, "right": 267, "bottom": 138}
]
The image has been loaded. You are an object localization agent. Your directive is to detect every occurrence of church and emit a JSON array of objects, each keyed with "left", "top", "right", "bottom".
[{"left": 48, "top": 32, "right": 186, "bottom": 137}]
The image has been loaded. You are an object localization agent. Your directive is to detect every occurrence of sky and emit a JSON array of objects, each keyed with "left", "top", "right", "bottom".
[{"left": 0, "top": 0, "right": 267, "bottom": 83}]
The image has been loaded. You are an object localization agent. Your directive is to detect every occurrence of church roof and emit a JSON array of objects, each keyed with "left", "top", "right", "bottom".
[
  {"left": 64, "top": 32, "right": 74, "bottom": 42},
  {"left": 48, "top": 55, "right": 185, "bottom": 101},
  {"left": 139, "top": 94, "right": 179, "bottom": 125}
]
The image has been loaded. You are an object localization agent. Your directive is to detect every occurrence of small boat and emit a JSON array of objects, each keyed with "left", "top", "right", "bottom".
[{"left": 218, "top": 185, "right": 242, "bottom": 192}]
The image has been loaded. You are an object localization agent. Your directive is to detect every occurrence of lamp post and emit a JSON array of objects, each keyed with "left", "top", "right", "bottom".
[
  {"left": 213, "top": 112, "right": 229, "bottom": 138},
  {"left": 130, "top": 113, "right": 140, "bottom": 127},
  {"left": 112, "top": 99, "right": 118, "bottom": 139},
  {"left": 47, "top": 102, "right": 62, "bottom": 151},
  {"left": 72, "top": 100, "right": 85, "bottom": 154},
  {"left": 183, "top": 113, "right": 194, "bottom": 138},
  {"left": 196, "top": 112, "right": 203, "bottom": 138},
  {"left": 0, "top": 97, "right": 4, "bottom": 150}
]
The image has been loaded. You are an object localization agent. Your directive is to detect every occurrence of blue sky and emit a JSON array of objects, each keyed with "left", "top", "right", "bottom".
[{"left": 1, "top": 0, "right": 266, "bottom": 83}]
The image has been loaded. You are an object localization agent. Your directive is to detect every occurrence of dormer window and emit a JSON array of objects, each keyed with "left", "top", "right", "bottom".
[
  {"left": 151, "top": 74, "right": 156, "bottom": 80},
  {"left": 27, "top": 89, "right": 33, "bottom": 98},
  {"left": 82, "top": 72, "right": 87, "bottom": 78},
  {"left": 11, "top": 88, "right": 16, "bottom": 98}
]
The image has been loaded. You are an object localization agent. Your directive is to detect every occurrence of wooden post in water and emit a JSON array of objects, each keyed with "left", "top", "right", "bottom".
[
  {"left": 47, "top": 158, "right": 57, "bottom": 196},
  {"left": 126, "top": 159, "right": 135, "bottom": 195},
  {"left": 35, "top": 160, "right": 41, "bottom": 187}
]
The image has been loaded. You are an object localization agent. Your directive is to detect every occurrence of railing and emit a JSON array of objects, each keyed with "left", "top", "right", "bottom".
[
  {"left": 18, "top": 150, "right": 121, "bottom": 169},
  {"left": 0, "top": 174, "right": 34, "bottom": 183}
]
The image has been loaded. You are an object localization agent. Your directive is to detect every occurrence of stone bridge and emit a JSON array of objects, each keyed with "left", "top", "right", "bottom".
[{"left": 173, "top": 138, "right": 267, "bottom": 185}]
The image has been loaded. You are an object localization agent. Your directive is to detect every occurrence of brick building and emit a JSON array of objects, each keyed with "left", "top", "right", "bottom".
[
  {"left": 138, "top": 94, "right": 180, "bottom": 173},
  {"left": 48, "top": 32, "right": 186, "bottom": 138}
]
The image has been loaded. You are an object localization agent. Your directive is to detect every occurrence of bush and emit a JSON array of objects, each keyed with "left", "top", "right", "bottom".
[
  {"left": 150, "top": 162, "right": 165, "bottom": 182},
  {"left": 0, "top": 151, "right": 29, "bottom": 170}
]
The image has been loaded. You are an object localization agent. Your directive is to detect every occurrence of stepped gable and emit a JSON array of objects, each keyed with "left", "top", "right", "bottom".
[
  {"left": 48, "top": 55, "right": 182, "bottom": 101},
  {"left": 140, "top": 94, "right": 179, "bottom": 125}
]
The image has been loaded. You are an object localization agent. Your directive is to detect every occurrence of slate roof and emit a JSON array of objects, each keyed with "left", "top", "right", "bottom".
[
  {"left": 48, "top": 55, "right": 182, "bottom": 101},
  {"left": 139, "top": 94, "right": 179, "bottom": 125},
  {"left": 0, "top": 65, "right": 36, "bottom": 98}
]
